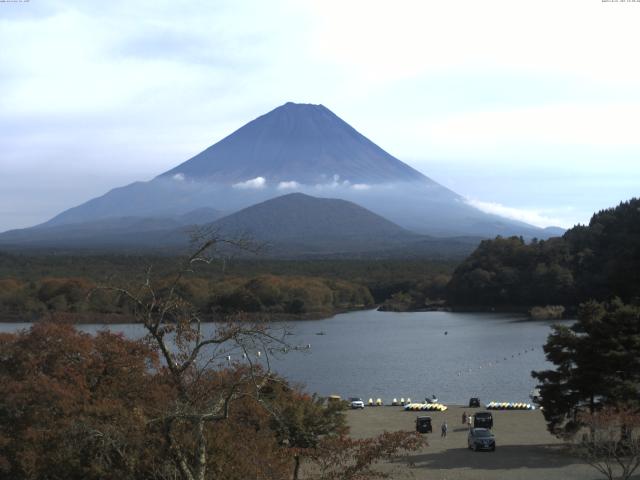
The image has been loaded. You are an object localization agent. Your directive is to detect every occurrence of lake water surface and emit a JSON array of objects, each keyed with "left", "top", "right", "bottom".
[{"left": 1, "top": 309, "right": 565, "bottom": 405}]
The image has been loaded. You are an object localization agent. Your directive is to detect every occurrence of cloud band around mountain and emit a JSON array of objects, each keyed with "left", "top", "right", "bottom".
[{"left": 232, "top": 177, "right": 266, "bottom": 189}]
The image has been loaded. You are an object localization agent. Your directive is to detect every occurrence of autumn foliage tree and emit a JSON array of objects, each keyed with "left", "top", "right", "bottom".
[
  {"left": 1, "top": 236, "right": 425, "bottom": 480},
  {"left": 0, "top": 323, "right": 304, "bottom": 480},
  {"left": 575, "top": 407, "right": 640, "bottom": 480},
  {"left": 305, "top": 432, "right": 426, "bottom": 480},
  {"left": 0, "top": 323, "right": 165, "bottom": 479}
]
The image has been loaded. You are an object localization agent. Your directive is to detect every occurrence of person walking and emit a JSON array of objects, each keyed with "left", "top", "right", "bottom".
[
  {"left": 462, "top": 411, "right": 467, "bottom": 425},
  {"left": 441, "top": 421, "right": 448, "bottom": 438}
]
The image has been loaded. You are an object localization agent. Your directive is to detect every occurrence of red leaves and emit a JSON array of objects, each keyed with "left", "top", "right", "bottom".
[
  {"left": 0, "top": 322, "right": 425, "bottom": 480},
  {"left": 303, "top": 431, "right": 427, "bottom": 480},
  {"left": 0, "top": 323, "right": 162, "bottom": 479},
  {"left": 576, "top": 407, "right": 640, "bottom": 480}
]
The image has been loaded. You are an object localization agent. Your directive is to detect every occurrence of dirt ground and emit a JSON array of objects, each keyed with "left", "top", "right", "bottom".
[{"left": 344, "top": 405, "right": 623, "bottom": 480}]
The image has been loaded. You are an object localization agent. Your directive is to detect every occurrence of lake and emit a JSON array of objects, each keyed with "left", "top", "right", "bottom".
[{"left": 1, "top": 309, "right": 565, "bottom": 405}]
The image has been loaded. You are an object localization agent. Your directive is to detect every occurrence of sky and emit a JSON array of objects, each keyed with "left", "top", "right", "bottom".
[{"left": 1, "top": 0, "right": 639, "bottom": 232}]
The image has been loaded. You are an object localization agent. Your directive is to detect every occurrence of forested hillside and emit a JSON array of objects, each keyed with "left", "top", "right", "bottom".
[
  {"left": 447, "top": 198, "right": 640, "bottom": 309},
  {"left": 0, "top": 274, "right": 375, "bottom": 322},
  {"left": 0, "top": 255, "right": 454, "bottom": 321}
]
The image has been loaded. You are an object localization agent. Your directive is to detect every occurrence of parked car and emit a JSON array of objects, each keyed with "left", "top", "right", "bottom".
[
  {"left": 468, "top": 428, "right": 496, "bottom": 451},
  {"left": 468, "top": 397, "right": 480, "bottom": 408},
  {"left": 416, "top": 416, "right": 432, "bottom": 433},
  {"left": 473, "top": 411, "right": 493, "bottom": 429},
  {"left": 349, "top": 397, "right": 365, "bottom": 409}
]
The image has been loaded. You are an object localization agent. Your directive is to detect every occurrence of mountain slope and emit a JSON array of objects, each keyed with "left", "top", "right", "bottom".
[
  {"left": 0, "top": 193, "right": 481, "bottom": 258},
  {"left": 206, "top": 193, "right": 479, "bottom": 257},
  {"left": 161, "top": 102, "right": 429, "bottom": 185},
  {"left": 211, "top": 192, "right": 413, "bottom": 242},
  {"left": 5, "top": 102, "right": 557, "bottom": 241},
  {"left": 0, "top": 208, "right": 223, "bottom": 250}
]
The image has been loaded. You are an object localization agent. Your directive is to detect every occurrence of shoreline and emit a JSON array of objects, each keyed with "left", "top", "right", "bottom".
[
  {"left": 0, "top": 305, "right": 374, "bottom": 324},
  {"left": 0, "top": 304, "right": 573, "bottom": 324},
  {"left": 382, "top": 304, "right": 574, "bottom": 321}
]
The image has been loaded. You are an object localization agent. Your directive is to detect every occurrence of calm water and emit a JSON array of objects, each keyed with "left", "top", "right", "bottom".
[{"left": 1, "top": 310, "right": 565, "bottom": 405}]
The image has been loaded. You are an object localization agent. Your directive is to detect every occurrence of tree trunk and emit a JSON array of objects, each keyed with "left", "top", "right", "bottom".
[
  {"left": 293, "top": 454, "right": 301, "bottom": 480},
  {"left": 195, "top": 419, "right": 207, "bottom": 480}
]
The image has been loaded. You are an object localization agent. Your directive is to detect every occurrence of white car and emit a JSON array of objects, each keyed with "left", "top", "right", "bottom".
[{"left": 350, "top": 397, "right": 365, "bottom": 409}]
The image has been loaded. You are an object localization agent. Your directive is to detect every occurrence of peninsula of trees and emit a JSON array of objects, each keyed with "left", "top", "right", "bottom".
[{"left": 446, "top": 198, "right": 640, "bottom": 311}]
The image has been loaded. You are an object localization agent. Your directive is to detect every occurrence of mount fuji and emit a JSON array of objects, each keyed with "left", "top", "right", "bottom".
[{"left": 0, "top": 102, "right": 561, "bottom": 254}]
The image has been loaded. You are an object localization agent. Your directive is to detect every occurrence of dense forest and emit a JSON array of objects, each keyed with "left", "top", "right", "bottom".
[
  {"left": 0, "top": 274, "right": 375, "bottom": 321},
  {"left": 447, "top": 198, "right": 640, "bottom": 310},
  {"left": 3, "top": 198, "right": 639, "bottom": 320},
  {"left": 0, "top": 255, "right": 454, "bottom": 321}
]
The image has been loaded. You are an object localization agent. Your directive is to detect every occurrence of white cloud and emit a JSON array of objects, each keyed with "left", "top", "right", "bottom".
[
  {"left": 2, "top": 0, "right": 639, "bottom": 232},
  {"left": 352, "top": 183, "right": 371, "bottom": 191},
  {"left": 314, "top": 174, "right": 352, "bottom": 190},
  {"left": 277, "top": 180, "right": 300, "bottom": 190},
  {"left": 465, "top": 198, "right": 569, "bottom": 229},
  {"left": 172, "top": 173, "right": 185, "bottom": 181},
  {"left": 232, "top": 176, "right": 266, "bottom": 189},
  {"left": 308, "top": 0, "right": 640, "bottom": 86},
  {"left": 420, "top": 104, "right": 640, "bottom": 149}
]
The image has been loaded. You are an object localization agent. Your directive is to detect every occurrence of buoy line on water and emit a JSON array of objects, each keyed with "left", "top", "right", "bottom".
[
  {"left": 454, "top": 346, "right": 539, "bottom": 378},
  {"left": 486, "top": 401, "right": 535, "bottom": 410},
  {"left": 219, "top": 343, "right": 313, "bottom": 363}
]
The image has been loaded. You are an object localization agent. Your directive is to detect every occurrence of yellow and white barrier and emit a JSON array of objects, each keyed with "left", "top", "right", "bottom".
[
  {"left": 486, "top": 401, "right": 535, "bottom": 410},
  {"left": 403, "top": 403, "right": 448, "bottom": 412}
]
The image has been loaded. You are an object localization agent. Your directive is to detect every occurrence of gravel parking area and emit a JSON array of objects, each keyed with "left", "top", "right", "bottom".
[{"left": 344, "top": 405, "right": 612, "bottom": 480}]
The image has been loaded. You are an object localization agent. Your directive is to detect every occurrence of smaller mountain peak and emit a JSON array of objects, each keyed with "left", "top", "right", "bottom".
[
  {"left": 278, "top": 191, "right": 306, "bottom": 197},
  {"left": 267, "top": 192, "right": 315, "bottom": 202}
]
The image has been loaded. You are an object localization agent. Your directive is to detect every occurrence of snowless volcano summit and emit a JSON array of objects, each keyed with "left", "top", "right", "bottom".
[
  {"left": 1, "top": 101, "right": 560, "bottom": 243},
  {"left": 160, "top": 102, "right": 429, "bottom": 186}
]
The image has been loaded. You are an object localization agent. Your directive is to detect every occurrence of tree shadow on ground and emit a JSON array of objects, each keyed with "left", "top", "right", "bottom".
[{"left": 401, "top": 444, "right": 585, "bottom": 472}]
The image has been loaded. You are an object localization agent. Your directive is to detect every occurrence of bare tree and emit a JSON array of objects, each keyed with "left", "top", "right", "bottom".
[
  {"left": 98, "top": 232, "right": 288, "bottom": 480},
  {"left": 303, "top": 432, "right": 426, "bottom": 480},
  {"left": 575, "top": 407, "right": 640, "bottom": 480}
]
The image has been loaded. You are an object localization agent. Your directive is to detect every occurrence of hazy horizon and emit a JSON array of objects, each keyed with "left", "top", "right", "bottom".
[{"left": 1, "top": 0, "right": 639, "bottom": 232}]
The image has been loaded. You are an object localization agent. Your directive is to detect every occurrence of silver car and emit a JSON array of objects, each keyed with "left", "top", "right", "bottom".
[{"left": 468, "top": 428, "right": 496, "bottom": 451}]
